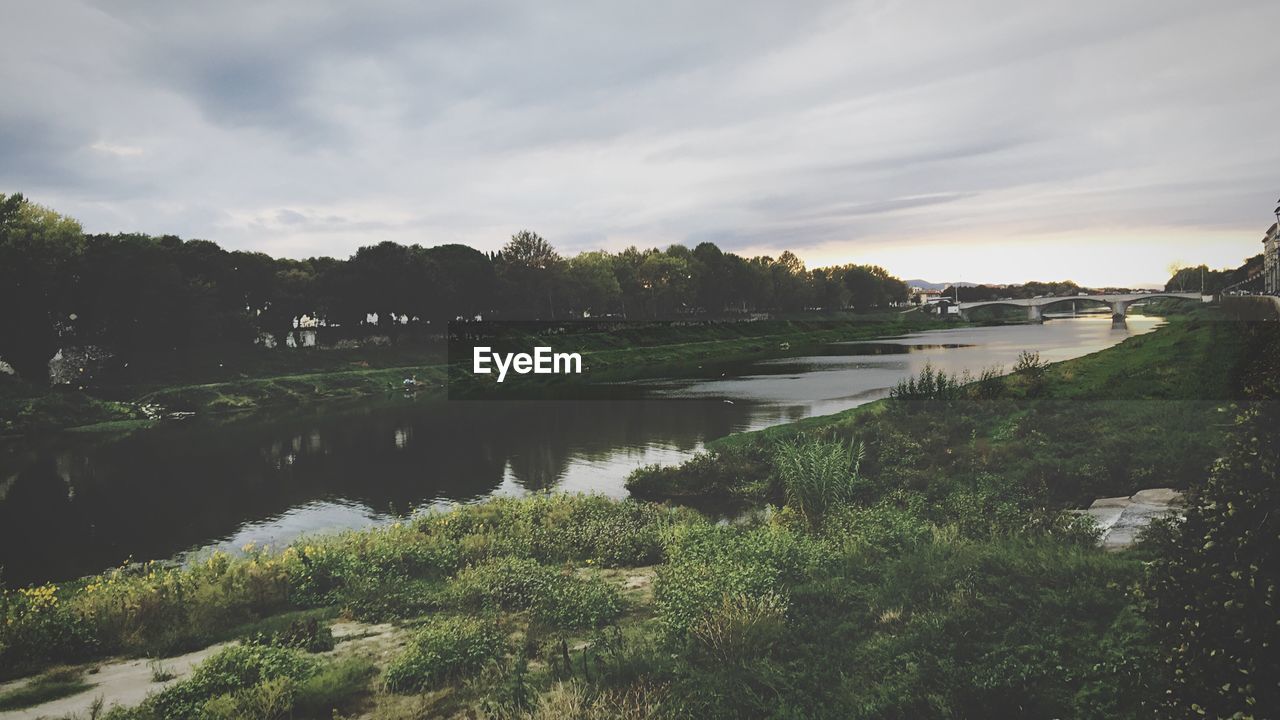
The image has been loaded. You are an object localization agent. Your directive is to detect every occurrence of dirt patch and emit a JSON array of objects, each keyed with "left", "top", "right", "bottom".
[
  {"left": 0, "top": 642, "right": 232, "bottom": 720},
  {"left": 0, "top": 620, "right": 411, "bottom": 720}
]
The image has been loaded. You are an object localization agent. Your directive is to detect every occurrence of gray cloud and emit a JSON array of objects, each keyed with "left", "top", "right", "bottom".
[{"left": 2, "top": 0, "right": 1278, "bottom": 284}]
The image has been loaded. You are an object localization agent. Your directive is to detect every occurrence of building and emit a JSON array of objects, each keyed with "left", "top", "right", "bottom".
[
  {"left": 1265, "top": 223, "right": 1280, "bottom": 295},
  {"left": 910, "top": 287, "right": 944, "bottom": 305}
]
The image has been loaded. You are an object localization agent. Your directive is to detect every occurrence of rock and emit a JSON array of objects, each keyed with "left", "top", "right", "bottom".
[
  {"left": 1130, "top": 488, "right": 1185, "bottom": 506},
  {"left": 1078, "top": 488, "right": 1185, "bottom": 550}
]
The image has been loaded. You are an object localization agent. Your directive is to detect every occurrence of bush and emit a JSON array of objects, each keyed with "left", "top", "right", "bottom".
[
  {"left": 0, "top": 584, "right": 99, "bottom": 679},
  {"left": 1140, "top": 402, "right": 1280, "bottom": 717},
  {"left": 655, "top": 524, "right": 817, "bottom": 639},
  {"left": 201, "top": 676, "right": 295, "bottom": 720},
  {"left": 138, "top": 643, "right": 317, "bottom": 720},
  {"left": 383, "top": 616, "right": 505, "bottom": 693},
  {"left": 449, "top": 557, "right": 555, "bottom": 610},
  {"left": 449, "top": 557, "right": 623, "bottom": 629},
  {"left": 416, "top": 494, "right": 685, "bottom": 568},
  {"left": 689, "top": 592, "right": 787, "bottom": 664},
  {"left": 1013, "top": 349, "right": 1047, "bottom": 377},
  {"left": 291, "top": 657, "right": 376, "bottom": 717},
  {"left": 1, "top": 551, "right": 293, "bottom": 678},
  {"left": 889, "top": 362, "right": 966, "bottom": 402},
  {"left": 283, "top": 525, "right": 462, "bottom": 609},
  {"left": 626, "top": 447, "right": 773, "bottom": 505},
  {"left": 245, "top": 617, "right": 334, "bottom": 653},
  {"left": 819, "top": 498, "right": 933, "bottom": 556},
  {"left": 532, "top": 574, "right": 623, "bottom": 630}
]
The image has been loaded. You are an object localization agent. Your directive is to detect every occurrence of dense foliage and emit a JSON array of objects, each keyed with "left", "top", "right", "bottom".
[
  {"left": 383, "top": 616, "right": 506, "bottom": 693},
  {"left": 1138, "top": 323, "right": 1280, "bottom": 717},
  {"left": 0, "top": 193, "right": 910, "bottom": 384}
]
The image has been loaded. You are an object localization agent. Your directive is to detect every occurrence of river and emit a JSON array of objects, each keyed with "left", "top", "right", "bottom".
[{"left": 0, "top": 315, "right": 1161, "bottom": 584}]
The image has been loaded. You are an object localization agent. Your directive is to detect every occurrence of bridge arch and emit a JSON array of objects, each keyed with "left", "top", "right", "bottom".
[{"left": 956, "top": 292, "right": 1205, "bottom": 322}]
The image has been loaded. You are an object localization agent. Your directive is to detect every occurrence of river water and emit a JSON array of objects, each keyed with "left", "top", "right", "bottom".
[{"left": 0, "top": 315, "right": 1161, "bottom": 584}]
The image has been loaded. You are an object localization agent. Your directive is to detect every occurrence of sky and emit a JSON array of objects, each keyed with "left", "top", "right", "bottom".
[{"left": 2, "top": 1, "right": 1278, "bottom": 288}]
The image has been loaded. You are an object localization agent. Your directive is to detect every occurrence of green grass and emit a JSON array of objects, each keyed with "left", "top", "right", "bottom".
[
  {"left": 0, "top": 667, "right": 91, "bottom": 710},
  {"left": 630, "top": 314, "right": 1248, "bottom": 510}
]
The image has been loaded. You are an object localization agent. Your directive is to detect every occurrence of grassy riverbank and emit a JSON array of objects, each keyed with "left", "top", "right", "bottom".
[
  {"left": 628, "top": 312, "right": 1245, "bottom": 510},
  {"left": 2, "top": 313, "right": 952, "bottom": 433},
  {"left": 2, "top": 309, "right": 1273, "bottom": 718}
]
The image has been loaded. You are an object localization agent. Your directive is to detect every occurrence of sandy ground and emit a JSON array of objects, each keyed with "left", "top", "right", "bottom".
[
  {"left": 0, "top": 621, "right": 407, "bottom": 720},
  {"left": 0, "top": 641, "right": 232, "bottom": 720}
]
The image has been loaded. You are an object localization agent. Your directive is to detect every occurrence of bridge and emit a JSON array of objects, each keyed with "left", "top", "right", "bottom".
[{"left": 957, "top": 292, "right": 1206, "bottom": 321}]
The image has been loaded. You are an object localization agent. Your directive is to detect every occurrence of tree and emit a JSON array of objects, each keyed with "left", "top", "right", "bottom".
[
  {"left": 771, "top": 252, "right": 810, "bottom": 312},
  {"left": 843, "top": 266, "right": 884, "bottom": 310},
  {"left": 637, "top": 251, "right": 693, "bottom": 318},
  {"left": 692, "top": 242, "right": 733, "bottom": 314},
  {"left": 495, "top": 230, "right": 565, "bottom": 319},
  {"left": 567, "top": 251, "right": 622, "bottom": 316},
  {"left": 0, "top": 194, "right": 84, "bottom": 380},
  {"left": 424, "top": 244, "right": 497, "bottom": 321}
]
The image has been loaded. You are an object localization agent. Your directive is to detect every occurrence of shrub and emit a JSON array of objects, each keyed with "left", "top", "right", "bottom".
[
  {"left": 531, "top": 574, "right": 623, "bottom": 630},
  {"left": 626, "top": 447, "right": 773, "bottom": 505},
  {"left": 819, "top": 499, "right": 933, "bottom": 556},
  {"left": 1140, "top": 402, "right": 1280, "bottom": 717},
  {"left": 970, "top": 365, "right": 1006, "bottom": 399},
  {"left": 245, "top": 617, "right": 335, "bottom": 653},
  {"left": 449, "top": 557, "right": 554, "bottom": 610},
  {"left": 383, "top": 616, "right": 505, "bottom": 693},
  {"left": 415, "top": 494, "right": 685, "bottom": 567},
  {"left": 689, "top": 592, "right": 788, "bottom": 664},
  {"left": 1013, "top": 349, "right": 1047, "bottom": 377},
  {"left": 655, "top": 524, "right": 817, "bottom": 639},
  {"left": 889, "top": 362, "right": 965, "bottom": 402},
  {"left": 291, "top": 657, "right": 376, "bottom": 717},
  {"left": 139, "top": 643, "right": 317, "bottom": 720},
  {"left": 449, "top": 557, "right": 623, "bottom": 629},
  {"left": 201, "top": 676, "right": 295, "bottom": 720},
  {"left": 283, "top": 525, "right": 462, "bottom": 609},
  {"left": 0, "top": 584, "right": 99, "bottom": 679}
]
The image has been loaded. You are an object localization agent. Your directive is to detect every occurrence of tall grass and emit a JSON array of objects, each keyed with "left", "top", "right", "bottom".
[{"left": 774, "top": 436, "right": 865, "bottom": 528}]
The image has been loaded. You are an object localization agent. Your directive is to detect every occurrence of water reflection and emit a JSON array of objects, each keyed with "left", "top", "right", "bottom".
[{"left": 0, "top": 316, "right": 1161, "bottom": 584}]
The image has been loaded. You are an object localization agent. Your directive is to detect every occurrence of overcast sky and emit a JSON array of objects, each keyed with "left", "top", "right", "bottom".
[{"left": 3, "top": 1, "right": 1278, "bottom": 287}]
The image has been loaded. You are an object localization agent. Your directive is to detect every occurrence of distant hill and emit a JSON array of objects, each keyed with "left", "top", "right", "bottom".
[{"left": 904, "top": 279, "right": 978, "bottom": 290}]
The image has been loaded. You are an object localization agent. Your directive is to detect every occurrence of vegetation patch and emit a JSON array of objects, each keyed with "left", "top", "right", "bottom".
[
  {"left": 383, "top": 615, "right": 506, "bottom": 693},
  {"left": 0, "top": 666, "right": 91, "bottom": 711}
]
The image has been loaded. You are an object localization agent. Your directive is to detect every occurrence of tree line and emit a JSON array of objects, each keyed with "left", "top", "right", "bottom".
[{"left": 0, "top": 193, "right": 909, "bottom": 381}]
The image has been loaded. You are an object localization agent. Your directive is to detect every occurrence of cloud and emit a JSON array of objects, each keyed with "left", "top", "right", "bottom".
[
  {"left": 90, "top": 141, "right": 144, "bottom": 157},
  {"left": 0, "top": 0, "right": 1277, "bottom": 285}
]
